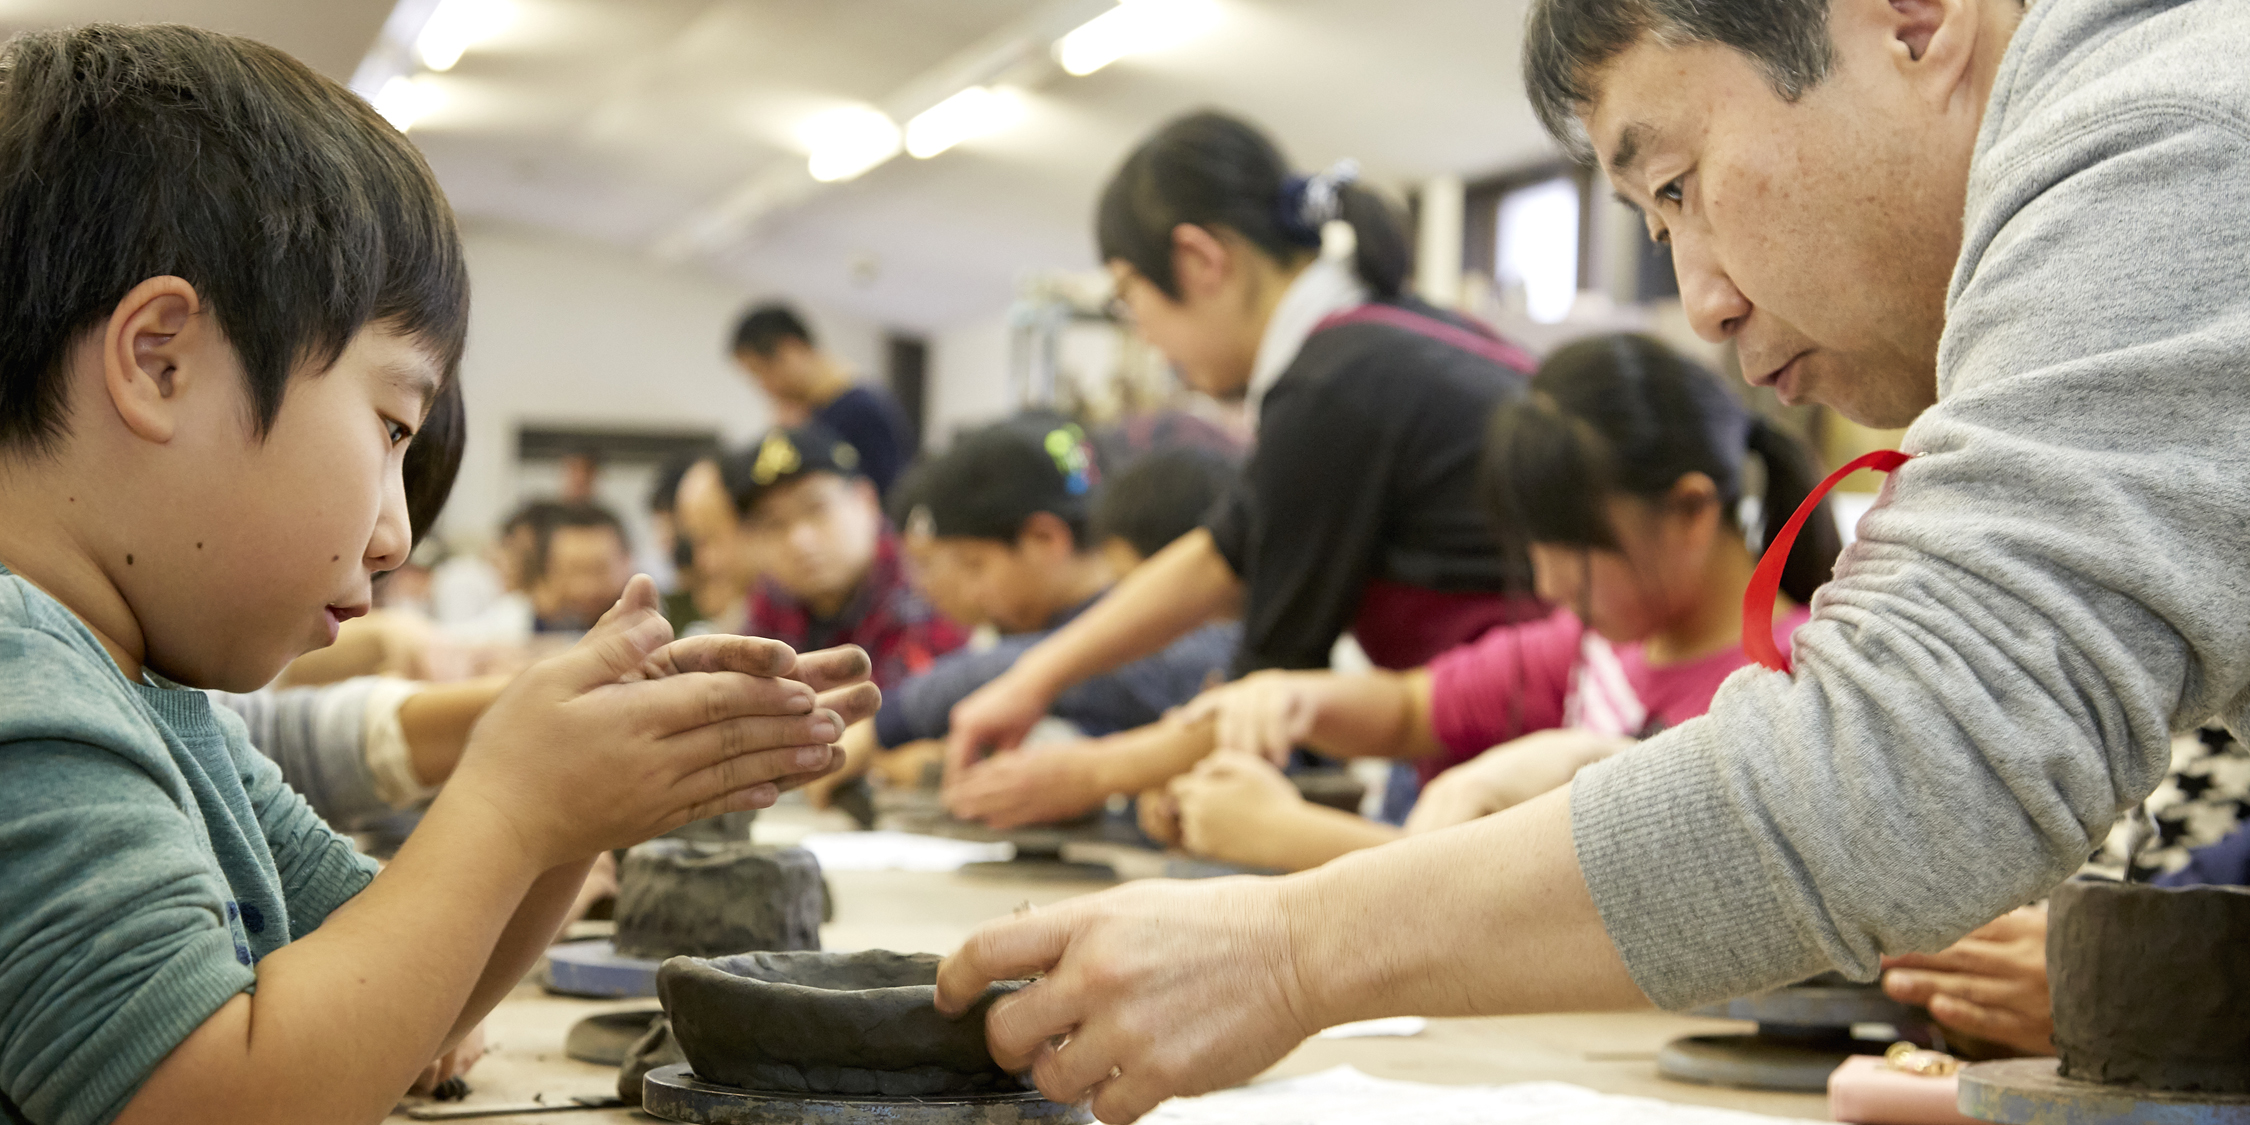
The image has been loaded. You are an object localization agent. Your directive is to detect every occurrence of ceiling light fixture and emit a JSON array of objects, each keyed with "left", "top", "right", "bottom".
[
  {"left": 373, "top": 75, "right": 443, "bottom": 132},
  {"left": 416, "top": 0, "right": 514, "bottom": 72},
  {"left": 904, "top": 86, "right": 1025, "bottom": 160},
  {"left": 1055, "top": 0, "right": 1219, "bottom": 77},
  {"left": 801, "top": 107, "right": 903, "bottom": 183}
]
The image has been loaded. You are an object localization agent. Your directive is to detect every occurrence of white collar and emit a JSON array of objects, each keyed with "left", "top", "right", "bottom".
[{"left": 1243, "top": 254, "right": 1367, "bottom": 425}]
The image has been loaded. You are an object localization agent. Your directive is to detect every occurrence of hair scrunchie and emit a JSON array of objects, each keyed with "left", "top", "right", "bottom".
[{"left": 1277, "top": 158, "right": 1360, "bottom": 247}]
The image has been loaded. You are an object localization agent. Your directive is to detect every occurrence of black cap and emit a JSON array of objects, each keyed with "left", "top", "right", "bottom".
[
  {"left": 909, "top": 415, "right": 1099, "bottom": 544},
  {"left": 716, "top": 422, "right": 863, "bottom": 516}
]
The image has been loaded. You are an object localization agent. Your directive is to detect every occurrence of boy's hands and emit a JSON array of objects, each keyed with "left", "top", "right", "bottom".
[{"left": 452, "top": 576, "right": 879, "bottom": 869}]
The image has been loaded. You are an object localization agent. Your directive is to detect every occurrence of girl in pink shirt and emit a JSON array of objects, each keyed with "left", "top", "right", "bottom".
[{"left": 1155, "top": 333, "right": 1843, "bottom": 870}]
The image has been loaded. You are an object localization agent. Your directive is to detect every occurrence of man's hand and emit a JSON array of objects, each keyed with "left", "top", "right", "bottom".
[
  {"left": 945, "top": 745, "right": 1104, "bottom": 829},
  {"left": 1882, "top": 905, "right": 2052, "bottom": 1056},
  {"left": 935, "top": 877, "right": 1319, "bottom": 1124},
  {"left": 1170, "top": 671, "right": 1325, "bottom": 767},
  {"left": 451, "top": 576, "right": 878, "bottom": 868},
  {"left": 1404, "top": 730, "right": 1632, "bottom": 835},
  {"left": 944, "top": 669, "right": 1055, "bottom": 784}
]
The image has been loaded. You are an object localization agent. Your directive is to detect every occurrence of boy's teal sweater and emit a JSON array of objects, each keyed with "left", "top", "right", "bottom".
[{"left": 0, "top": 565, "right": 378, "bottom": 1125}]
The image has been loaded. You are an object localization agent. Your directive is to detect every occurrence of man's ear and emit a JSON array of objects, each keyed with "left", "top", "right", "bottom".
[
  {"left": 100, "top": 275, "right": 203, "bottom": 445},
  {"left": 1863, "top": 0, "right": 1977, "bottom": 96},
  {"left": 1169, "top": 222, "right": 1234, "bottom": 302}
]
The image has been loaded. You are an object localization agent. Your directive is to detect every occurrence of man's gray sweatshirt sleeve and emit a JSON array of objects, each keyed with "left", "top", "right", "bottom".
[{"left": 1571, "top": 0, "right": 2250, "bottom": 1010}]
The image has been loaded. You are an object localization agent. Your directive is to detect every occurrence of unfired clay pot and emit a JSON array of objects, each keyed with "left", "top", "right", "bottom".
[{"left": 2049, "top": 877, "right": 2250, "bottom": 1094}]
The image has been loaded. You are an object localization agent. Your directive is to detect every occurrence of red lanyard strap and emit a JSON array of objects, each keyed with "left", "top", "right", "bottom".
[{"left": 1743, "top": 449, "right": 1910, "bottom": 673}]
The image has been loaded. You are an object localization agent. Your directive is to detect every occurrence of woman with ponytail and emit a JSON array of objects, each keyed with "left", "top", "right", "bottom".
[
  {"left": 945, "top": 110, "right": 1543, "bottom": 783},
  {"left": 1130, "top": 334, "right": 1842, "bottom": 873}
]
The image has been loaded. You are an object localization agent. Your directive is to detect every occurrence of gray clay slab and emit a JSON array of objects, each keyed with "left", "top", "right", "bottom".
[
  {"left": 642, "top": 1064, "right": 1093, "bottom": 1125},
  {"left": 1960, "top": 1059, "right": 2250, "bottom": 1124}
]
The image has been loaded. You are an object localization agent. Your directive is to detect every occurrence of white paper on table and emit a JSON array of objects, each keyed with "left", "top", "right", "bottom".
[
  {"left": 1318, "top": 1016, "right": 1428, "bottom": 1039},
  {"left": 797, "top": 831, "right": 1015, "bottom": 872},
  {"left": 1142, "top": 1066, "right": 1826, "bottom": 1125}
]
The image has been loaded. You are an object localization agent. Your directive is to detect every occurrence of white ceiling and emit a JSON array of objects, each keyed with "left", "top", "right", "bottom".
[{"left": 5, "top": 0, "right": 1562, "bottom": 333}]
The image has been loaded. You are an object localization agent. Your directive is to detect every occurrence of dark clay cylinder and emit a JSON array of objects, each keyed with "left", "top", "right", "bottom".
[
  {"left": 614, "top": 840, "right": 824, "bottom": 961},
  {"left": 2048, "top": 878, "right": 2250, "bottom": 1094}
]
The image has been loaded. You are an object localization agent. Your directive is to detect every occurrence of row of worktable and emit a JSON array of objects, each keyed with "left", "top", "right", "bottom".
[{"left": 385, "top": 805, "right": 1833, "bottom": 1123}]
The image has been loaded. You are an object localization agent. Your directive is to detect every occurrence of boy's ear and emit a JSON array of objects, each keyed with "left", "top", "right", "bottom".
[
  {"left": 1015, "top": 511, "right": 1077, "bottom": 558},
  {"left": 100, "top": 276, "right": 204, "bottom": 444}
]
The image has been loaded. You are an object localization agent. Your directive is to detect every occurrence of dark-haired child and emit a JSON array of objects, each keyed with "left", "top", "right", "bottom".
[
  {"left": 809, "top": 420, "right": 1239, "bottom": 810},
  {"left": 949, "top": 335, "right": 1837, "bottom": 850},
  {"left": 677, "top": 423, "right": 966, "bottom": 690},
  {"left": 0, "top": 26, "right": 872, "bottom": 1125},
  {"left": 527, "top": 502, "right": 633, "bottom": 633}
]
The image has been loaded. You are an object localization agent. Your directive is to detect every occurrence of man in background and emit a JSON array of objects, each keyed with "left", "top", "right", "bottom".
[{"left": 730, "top": 302, "right": 918, "bottom": 497}]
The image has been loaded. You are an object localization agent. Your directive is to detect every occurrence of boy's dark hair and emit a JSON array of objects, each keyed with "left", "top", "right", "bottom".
[
  {"left": 648, "top": 452, "right": 701, "bottom": 516},
  {"left": 714, "top": 423, "right": 864, "bottom": 519},
  {"left": 730, "top": 303, "right": 815, "bottom": 358},
  {"left": 1522, "top": 0, "right": 1834, "bottom": 160},
  {"left": 1483, "top": 333, "right": 1840, "bottom": 604},
  {"left": 1097, "top": 110, "right": 1410, "bottom": 300},
  {"left": 403, "top": 374, "right": 467, "bottom": 547},
  {"left": 530, "top": 502, "right": 628, "bottom": 582},
  {"left": 1093, "top": 447, "right": 1237, "bottom": 561},
  {"left": 912, "top": 414, "right": 1100, "bottom": 548},
  {"left": 0, "top": 24, "right": 469, "bottom": 454}
]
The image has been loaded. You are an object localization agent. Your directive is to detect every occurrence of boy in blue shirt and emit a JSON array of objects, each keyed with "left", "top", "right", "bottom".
[{"left": 0, "top": 25, "right": 874, "bottom": 1125}]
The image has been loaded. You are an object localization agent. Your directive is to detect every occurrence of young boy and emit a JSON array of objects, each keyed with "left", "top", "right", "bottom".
[
  {"left": 806, "top": 419, "right": 1238, "bottom": 810},
  {"left": 681, "top": 424, "right": 966, "bottom": 690},
  {"left": 527, "top": 502, "right": 633, "bottom": 633},
  {"left": 0, "top": 26, "right": 873, "bottom": 1125}
]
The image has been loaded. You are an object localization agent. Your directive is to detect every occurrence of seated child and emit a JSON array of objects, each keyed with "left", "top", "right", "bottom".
[
  {"left": 527, "top": 502, "right": 634, "bottom": 633},
  {"left": 808, "top": 419, "right": 1238, "bottom": 809},
  {"left": 946, "top": 334, "right": 1841, "bottom": 854},
  {"left": 679, "top": 423, "right": 967, "bottom": 690},
  {"left": 0, "top": 26, "right": 873, "bottom": 1124}
]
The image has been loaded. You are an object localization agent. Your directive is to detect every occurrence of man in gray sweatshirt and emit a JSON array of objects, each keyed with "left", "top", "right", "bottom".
[{"left": 929, "top": 1, "right": 2250, "bottom": 1120}]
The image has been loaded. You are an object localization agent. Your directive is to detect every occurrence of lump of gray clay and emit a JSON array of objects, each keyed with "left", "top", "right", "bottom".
[
  {"left": 2049, "top": 877, "right": 2250, "bottom": 1094},
  {"left": 658, "top": 949, "right": 1028, "bottom": 1097},
  {"left": 614, "top": 839, "right": 823, "bottom": 961}
]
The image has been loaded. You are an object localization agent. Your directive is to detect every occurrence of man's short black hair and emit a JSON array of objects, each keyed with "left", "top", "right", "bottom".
[
  {"left": 1093, "top": 447, "right": 1236, "bottom": 560},
  {"left": 0, "top": 23, "right": 469, "bottom": 454},
  {"left": 911, "top": 414, "right": 1099, "bottom": 549},
  {"left": 730, "top": 303, "right": 816, "bottom": 359},
  {"left": 1522, "top": 0, "right": 1835, "bottom": 160},
  {"left": 530, "top": 502, "right": 628, "bottom": 582}
]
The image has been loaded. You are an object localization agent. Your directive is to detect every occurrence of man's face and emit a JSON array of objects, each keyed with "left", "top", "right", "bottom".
[
  {"left": 743, "top": 473, "right": 881, "bottom": 609},
  {"left": 1585, "top": 9, "right": 1983, "bottom": 427},
  {"left": 733, "top": 340, "right": 819, "bottom": 409},
  {"left": 674, "top": 461, "right": 758, "bottom": 594},
  {"left": 531, "top": 525, "right": 631, "bottom": 630}
]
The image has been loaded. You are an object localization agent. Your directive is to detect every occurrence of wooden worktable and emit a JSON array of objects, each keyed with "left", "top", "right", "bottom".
[{"left": 386, "top": 808, "right": 1834, "bottom": 1123}]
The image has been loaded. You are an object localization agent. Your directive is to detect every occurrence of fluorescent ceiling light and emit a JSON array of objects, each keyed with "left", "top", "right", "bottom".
[
  {"left": 417, "top": 0, "right": 513, "bottom": 71},
  {"left": 801, "top": 107, "right": 903, "bottom": 183},
  {"left": 1056, "top": 0, "right": 1219, "bottom": 77},
  {"left": 373, "top": 75, "right": 443, "bottom": 132},
  {"left": 905, "top": 87, "right": 1024, "bottom": 160}
]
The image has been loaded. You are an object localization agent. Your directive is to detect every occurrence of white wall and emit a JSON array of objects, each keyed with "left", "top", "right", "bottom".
[
  {"left": 926, "top": 312, "right": 1015, "bottom": 450},
  {"left": 442, "top": 221, "right": 887, "bottom": 546}
]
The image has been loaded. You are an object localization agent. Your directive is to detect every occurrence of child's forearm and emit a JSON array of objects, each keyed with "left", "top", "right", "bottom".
[
  {"left": 1086, "top": 719, "right": 1220, "bottom": 798},
  {"left": 443, "top": 854, "right": 594, "bottom": 1049},
  {"left": 1245, "top": 802, "right": 1403, "bottom": 873},
  {"left": 1303, "top": 669, "right": 1444, "bottom": 761},
  {"left": 113, "top": 792, "right": 555, "bottom": 1125},
  {"left": 397, "top": 674, "right": 511, "bottom": 788}
]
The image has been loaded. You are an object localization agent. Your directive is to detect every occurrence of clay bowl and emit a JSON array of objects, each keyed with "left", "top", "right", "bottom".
[
  {"left": 658, "top": 949, "right": 1028, "bottom": 1097},
  {"left": 2049, "top": 878, "right": 2250, "bottom": 1094}
]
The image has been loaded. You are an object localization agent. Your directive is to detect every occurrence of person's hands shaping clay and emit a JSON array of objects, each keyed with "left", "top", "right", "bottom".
[
  {"left": 944, "top": 666, "right": 1055, "bottom": 782},
  {"left": 936, "top": 878, "right": 1316, "bottom": 1124},
  {"left": 945, "top": 745, "right": 1102, "bottom": 829},
  {"left": 1881, "top": 905, "right": 2053, "bottom": 1057},
  {"left": 1169, "top": 671, "right": 1326, "bottom": 767},
  {"left": 1168, "top": 750, "right": 1304, "bottom": 865},
  {"left": 447, "top": 575, "right": 879, "bottom": 868}
]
